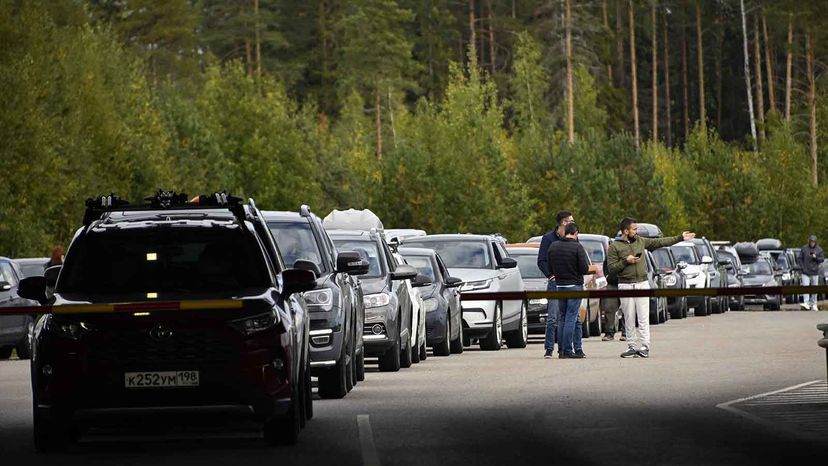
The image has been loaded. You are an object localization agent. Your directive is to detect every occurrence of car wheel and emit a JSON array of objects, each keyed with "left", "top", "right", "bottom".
[
  {"left": 317, "top": 348, "right": 348, "bottom": 399},
  {"left": 669, "top": 302, "right": 682, "bottom": 320},
  {"left": 16, "top": 320, "right": 33, "bottom": 360},
  {"left": 433, "top": 313, "right": 451, "bottom": 356},
  {"left": 589, "top": 307, "right": 602, "bottom": 336},
  {"left": 304, "top": 357, "right": 313, "bottom": 422},
  {"left": 480, "top": 301, "right": 503, "bottom": 351},
  {"left": 33, "top": 405, "right": 74, "bottom": 453},
  {"left": 649, "top": 300, "right": 659, "bottom": 325},
  {"left": 345, "top": 343, "right": 355, "bottom": 393},
  {"left": 450, "top": 323, "right": 464, "bottom": 354},
  {"left": 411, "top": 337, "right": 421, "bottom": 364},
  {"left": 378, "top": 331, "right": 401, "bottom": 372},
  {"left": 399, "top": 328, "right": 413, "bottom": 369},
  {"left": 505, "top": 301, "right": 528, "bottom": 349},
  {"left": 419, "top": 341, "right": 428, "bottom": 361},
  {"left": 695, "top": 298, "right": 709, "bottom": 316},
  {"left": 356, "top": 350, "right": 365, "bottom": 381},
  {"left": 263, "top": 392, "right": 300, "bottom": 446},
  {"left": 0, "top": 347, "right": 12, "bottom": 360},
  {"left": 770, "top": 298, "right": 781, "bottom": 311}
]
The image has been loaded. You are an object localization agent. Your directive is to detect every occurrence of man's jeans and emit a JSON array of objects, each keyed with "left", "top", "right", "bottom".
[
  {"left": 558, "top": 285, "right": 584, "bottom": 356},
  {"left": 544, "top": 281, "right": 559, "bottom": 351},
  {"left": 619, "top": 281, "right": 651, "bottom": 350},
  {"left": 802, "top": 274, "right": 819, "bottom": 306}
]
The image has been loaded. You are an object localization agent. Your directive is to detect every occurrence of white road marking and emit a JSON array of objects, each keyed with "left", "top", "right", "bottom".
[{"left": 357, "top": 414, "right": 381, "bottom": 466}]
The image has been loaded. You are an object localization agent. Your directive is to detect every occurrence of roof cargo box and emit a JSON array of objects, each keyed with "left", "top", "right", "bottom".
[
  {"left": 756, "top": 238, "right": 783, "bottom": 251},
  {"left": 636, "top": 223, "right": 663, "bottom": 238},
  {"left": 735, "top": 242, "right": 760, "bottom": 264},
  {"left": 322, "top": 208, "right": 384, "bottom": 231}
]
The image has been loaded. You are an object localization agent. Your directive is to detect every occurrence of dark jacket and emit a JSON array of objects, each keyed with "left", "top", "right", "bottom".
[
  {"left": 607, "top": 235, "right": 682, "bottom": 284},
  {"left": 537, "top": 229, "right": 562, "bottom": 279},
  {"left": 799, "top": 243, "right": 824, "bottom": 275},
  {"left": 547, "top": 238, "right": 590, "bottom": 286}
]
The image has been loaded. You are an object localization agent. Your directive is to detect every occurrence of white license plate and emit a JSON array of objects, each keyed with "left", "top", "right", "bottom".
[{"left": 124, "top": 371, "right": 200, "bottom": 388}]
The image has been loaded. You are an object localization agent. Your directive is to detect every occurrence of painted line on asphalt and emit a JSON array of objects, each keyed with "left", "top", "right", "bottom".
[
  {"left": 357, "top": 414, "right": 381, "bottom": 466},
  {"left": 716, "top": 380, "right": 823, "bottom": 440}
]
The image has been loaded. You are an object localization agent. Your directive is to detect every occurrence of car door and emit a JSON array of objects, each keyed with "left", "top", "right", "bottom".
[
  {"left": 384, "top": 241, "right": 411, "bottom": 344},
  {"left": 436, "top": 255, "right": 461, "bottom": 333},
  {"left": 491, "top": 241, "right": 523, "bottom": 324}
]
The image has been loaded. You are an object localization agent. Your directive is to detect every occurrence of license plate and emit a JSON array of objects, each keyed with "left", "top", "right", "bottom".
[{"left": 124, "top": 371, "right": 200, "bottom": 388}]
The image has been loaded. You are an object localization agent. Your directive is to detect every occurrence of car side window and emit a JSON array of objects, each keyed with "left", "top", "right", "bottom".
[
  {"left": 435, "top": 256, "right": 449, "bottom": 282},
  {"left": 0, "top": 261, "right": 18, "bottom": 286},
  {"left": 491, "top": 242, "right": 503, "bottom": 264},
  {"left": 382, "top": 241, "right": 397, "bottom": 271}
]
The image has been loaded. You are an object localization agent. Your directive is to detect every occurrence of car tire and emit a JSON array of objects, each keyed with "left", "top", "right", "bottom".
[
  {"left": 669, "top": 302, "right": 682, "bottom": 320},
  {"left": 317, "top": 349, "right": 348, "bottom": 399},
  {"left": 0, "top": 347, "right": 12, "bottom": 360},
  {"left": 480, "top": 302, "right": 503, "bottom": 351},
  {"left": 345, "top": 344, "right": 355, "bottom": 393},
  {"left": 649, "top": 300, "right": 659, "bottom": 325},
  {"left": 16, "top": 320, "right": 33, "bottom": 360},
  {"left": 33, "top": 405, "right": 74, "bottom": 453},
  {"left": 769, "top": 298, "right": 781, "bottom": 311},
  {"left": 419, "top": 341, "right": 428, "bottom": 361},
  {"left": 356, "top": 350, "right": 365, "bottom": 381},
  {"left": 304, "top": 357, "right": 313, "bottom": 422},
  {"left": 450, "top": 323, "right": 464, "bottom": 354},
  {"left": 263, "top": 393, "right": 300, "bottom": 446},
  {"left": 433, "top": 314, "right": 451, "bottom": 356},
  {"left": 411, "top": 336, "right": 421, "bottom": 364},
  {"left": 378, "top": 333, "right": 401, "bottom": 372},
  {"left": 695, "top": 298, "right": 709, "bottom": 317},
  {"left": 505, "top": 301, "right": 528, "bottom": 349},
  {"left": 589, "top": 309, "right": 602, "bottom": 336},
  {"left": 400, "top": 329, "right": 413, "bottom": 369}
]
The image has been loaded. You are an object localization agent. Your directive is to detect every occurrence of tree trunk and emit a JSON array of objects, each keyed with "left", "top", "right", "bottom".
[
  {"left": 375, "top": 89, "right": 383, "bottom": 161},
  {"left": 663, "top": 7, "right": 672, "bottom": 147},
  {"left": 715, "top": 18, "right": 723, "bottom": 130},
  {"left": 762, "top": 13, "right": 776, "bottom": 113},
  {"left": 245, "top": 37, "right": 253, "bottom": 77},
  {"left": 566, "top": 0, "right": 575, "bottom": 144},
  {"left": 806, "top": 32, "right": 817, "bottom": 186},
  {"left": 695, "top": 0, "right": 706, "bottom": 126},
  {"left": 629, "top": 0, "right": 640, "bottom": 149},
  {"left": 739, "top": 0, "right": 757, "bottom": 150},
  {"left": 682, "top": 17, "right": 690, "bottom": 140},
  {"left": 616, "top": 0, "right": 625, "bottom": 87},
  {"left": 603, "top": 0, "right": 613, "bottom": 84},
  {"left": 254, "top": 0, "right": 261, "bottom": 78},
  {"left": 469, "top": 0, "right": 476, "bottom": 59},
  {"left": 754, "top": 14, "right": 765, "bottom": 143},
  {"left": 651, "top": 1, "right": 658, "bottom": 143},
  {"left": 487, "top": 0, "right": 496, "bottom": 75},
  {"left": 388, "top": 87, "right": 397, "bottom": 150},
  {"left": 785, "top": 15, "right": 793, "bottom": 122}
]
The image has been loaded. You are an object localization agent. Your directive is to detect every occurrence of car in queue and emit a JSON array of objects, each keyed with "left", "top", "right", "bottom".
[
  {"left": 14, "top": 257, "right": 50, "bottom": 279},
  {"left": 645, "top": 251, "right": 670, "bottom": 325},
  {"left": 398, "top": 247, "right": 464, "bottom": 356},
  {"left": 670, "top": 242, "right": 713, "bottom": 316},
  {"left": 17, "top": 192, "right": 317, "bottom": 451},
  {"left": 1, "top": 257, "right": 40, "bottom": 359},
  {"left": 757, "top": 238, "right": 796, "bottom": 303},
  {"left": 392, "top": 250, "right": 428, "bottom": 364},
  {"left": 739, "top": 256, "right": 782, "bottom": 310},
  {"left": 264, "top": 207, "right": 368, "bottom": 399},
  {"left": 686, "top": 238, "right": 728, "bottom": 314},
  {"left": 578, "top": 234, "right": 609, "bottom": 337},
  {"left": 503, "top": 245, "right": 548, "bottom": 335},
  {"left": 385, "top": 229, "right": 427, "bottom": 244},
  {"left": 651, "top": 247, "right": 689, "bottom": 319},
  {"left": 400, "top": 234, "right": 528, "bottom": 351},
  {"left": 713, "top": 244, "right": 746, "bottom": 311}
]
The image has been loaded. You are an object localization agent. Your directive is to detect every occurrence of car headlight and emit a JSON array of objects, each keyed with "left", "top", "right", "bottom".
[
  {"left": 684, "top": 272, "right": 699, "bottom": 279},
  {"left": 529, "top": 298, "right": 548, "bottom": 305},
  {"left": 782, "top": 273, "right": 791, "bottom": 281},
  {"left": 461, "top": 279, "right": 493, "bottom": 292},
  {"left": 423, "top": 297, "right": 439, "bottom": 313},
  {"left": 44, "top": 316, "right": 87, "bottom": 340},
  {"left": 304, "top": 288, "right": 333, "bottom": 311},
  {"left": 664, "top": 275, "right": 677, "bottom": 287},
  {"left": 364, "top": 292, "right": 391, "bottom": 308},
  {"left": 230, "top": 311, "right": 280, "bottom": 335}
]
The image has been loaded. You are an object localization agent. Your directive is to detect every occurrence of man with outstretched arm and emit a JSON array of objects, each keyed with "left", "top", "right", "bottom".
[{"left": 607, "top": 217, "right": 695, "bottom": 358}]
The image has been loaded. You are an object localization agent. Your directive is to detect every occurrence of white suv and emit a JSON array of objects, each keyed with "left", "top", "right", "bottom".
[{"left": 670, "top": 242, "right": 714, "bottom": 316}]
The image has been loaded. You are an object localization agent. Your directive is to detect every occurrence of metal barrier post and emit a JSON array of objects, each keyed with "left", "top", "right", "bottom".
[{"left": 818, "top": 322, "right": 828, "bottom": 387}]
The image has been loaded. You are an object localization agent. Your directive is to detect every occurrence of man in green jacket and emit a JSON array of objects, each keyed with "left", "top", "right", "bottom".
[{"left": 607, "top": 217, "right": 695, "bottom": 358}]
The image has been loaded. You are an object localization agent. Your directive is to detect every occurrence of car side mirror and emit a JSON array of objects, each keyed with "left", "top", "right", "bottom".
[
  {"left": 718, "top": 258, "right": 732, "bottom": 267},
  {"left": 701, "top": 256, "right": 713, "bottom": 265},
  {"left": 335, "top": 251, "right": 370, "bottom": 275},
  {"left": 0, "top": 281, "right": 11, "bottom": 292},
  {"left": 498, "top": 257, "right": 517, "bottom": 269},
  {"left": 445, "top": 276, "right": 464, "bottom": 287},
  {"left": 282, "top": 269, "right": 317, "bottom": 297},
  {"left": 293, "top": 259, "right": 322, "bottom": 278},
  {"left": 17, "top": 276, "right": 47, "bottom": 304},
  {"left": 411, "top": 274, "right": 433, "bottom": 288},
  {"left": 45, "top": 265, "right": 61, "bottom": 288},
  {"left": 390, "top": 264, "right": 418, "bottom": 281}
]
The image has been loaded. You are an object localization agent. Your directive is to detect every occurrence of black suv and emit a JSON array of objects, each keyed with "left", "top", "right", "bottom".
[
  {"left": 18, "top": 192, "right": 318, "bottom": 451},
  {"left": 264, "top": 207, "right": 367, "bottom": 399}
]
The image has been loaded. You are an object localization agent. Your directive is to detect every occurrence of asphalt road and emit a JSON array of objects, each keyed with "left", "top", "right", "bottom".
[{"left": 1, "top": 309, "right": 826, "bottom": 465}]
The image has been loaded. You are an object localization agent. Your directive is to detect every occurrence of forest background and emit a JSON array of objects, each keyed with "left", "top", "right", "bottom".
[{"left": 2, "top": 0, "right": 827, "bottom": 257}]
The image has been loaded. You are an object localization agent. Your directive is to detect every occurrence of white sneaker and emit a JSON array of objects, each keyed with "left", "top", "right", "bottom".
[
  {"left": 812, "top": 304, "right": 820, "bottom": 312},
  {"left": 800, "top": 303, "right": 811, "bottom": 310}
]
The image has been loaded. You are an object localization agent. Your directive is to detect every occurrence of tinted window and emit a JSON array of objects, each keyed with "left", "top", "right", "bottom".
[
  {"left": 746, "top": 261, "right": 772, "bottom": 275},
  {"left": 404, "top": 256, "right": 436, "bottom": 281},
  {"left": 671, "top": 245, "right": 699, "bottom": 264},
  {"left": 333, "top": 239, "right": 385, "bottom": 279},
  {"left": 402, "top": 240, "right": 493, "bottom": 269},
  {"left": 18, "top": 262, "right": 47, "bottom": 278},
  {"left": 717, "top": 251, "right": 739, "bottom": 275},
  {"left": 268, "top": 221, "right": 327, "bottom": 272},
  {"left": 513, "top": 254, "right": 544, "bottom": 279},
  {"left": 652, "top": 249, "right": 674, "bottom": 271},
  {"left": 580, "top": 239, "right": 605, "bottom": 263},
  {"left": 58, "top": 228, "right": 272, "bottom": 296},
  {"left": 0, "top": 261, "right": 18, "bottom": 286}
]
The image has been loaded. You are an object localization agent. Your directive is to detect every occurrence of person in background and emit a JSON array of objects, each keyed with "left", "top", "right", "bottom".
[
  {"left": 547, "top": 222, "right": 591, "bottom": 359},
  {"left": 537, "top": 210, "right": 574, "bottom": 359},
  {"left": 799, "top": 235, "right": 824, "bottom": 311},
  {"left": 46, "top": 246, "right": 64, "bottom": 268}
]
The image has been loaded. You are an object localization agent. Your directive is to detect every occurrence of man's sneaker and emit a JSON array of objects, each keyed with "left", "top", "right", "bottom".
[
  {"left": 602, "top": 334, "right": 614, "bottom": 341},
  {"left": 620, "top": 348, "right": 638, "bottom": 358},
  {"left": 544, "top": 350, "right": 554, "bottom": 359},
  {"left": 800, "top": 302, "right": 811, "bottom": 310},
  {"left": 574, "top": 349, "right": 586, "bottom": 358},
  {"left": 637, "top": 347, "right": 650, "bottom": 358},
  {"left": 812, "top": 304, "right": 820, "bottom": 312},
  {"left": 619, "top": 335, "right": 626, "bottom": 341},
  {"left": 559, "top": 352, "right": 574, "bottom": 359}
]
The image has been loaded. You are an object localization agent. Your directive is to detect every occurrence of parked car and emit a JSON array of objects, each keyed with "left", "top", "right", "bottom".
[
  {"left": 578, "top": 234, "right": 609, "bottom": 337},
  {"left": 14, "top": 257, "right": 49, "bottom": 279},
  {"left": 671, "top": 242, "right": 713, "bottom": 316},
  {"left": 651, "top": 247, "right": 689, "bottom": 319},
  {"left": 645, "top": 251, "right": 670, "bottom": 325},
  {"left": 758, "top": 238, "right": 796, "bottom": 303},
  {"left": 740, "top": 256, "right": 782, "bottom": 310},
  {"left": 385, "top": 229, "right": 427, "bottom": 244},
  {"left": 687, "top": 238, "right": 728, "bottom": 314},
  {"left": 398, "top": 247, "right": 464, "bottom": 356},
  {"left": 264, "top": 207, "right": 367, "bottom": 399},
  {"left": 401, "top": 234, "right": 528, "bottom": 351},
  {"left": 526, "top": 235, "right": 542, "bottom": 243},
  {"left": 392, "top": 250, "right": 428, "bottom": 364},
  {"left": 504, "top": 245, "right": 548, "bottom": 335},
  {"left": 18, "top": 192, "right": 316, "bottom": 450},
  {"left": 1, "top": 257, "right": 40, "bottom": 359},
  {"left": 714, "top": 245, "right": 746, "bottom": 311}
]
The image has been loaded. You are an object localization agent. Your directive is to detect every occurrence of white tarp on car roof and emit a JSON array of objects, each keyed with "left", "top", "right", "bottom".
[{"left": 322, "top": 209, "right": 384, "bottom": 231}]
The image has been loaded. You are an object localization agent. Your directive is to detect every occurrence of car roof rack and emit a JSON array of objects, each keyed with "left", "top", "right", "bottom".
[{"left": 83, "top": 190, "right": 247, "bottom": 227}]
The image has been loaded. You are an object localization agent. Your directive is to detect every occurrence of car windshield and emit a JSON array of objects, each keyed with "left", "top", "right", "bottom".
[
  {"left": 580, "top": 239, "right": 605, "bottom": 263},
  {"left": 268, "top": 221, "right": 326, "bottom": 272},
  {"left": 58, "top": 228, "right": 271, "bottom": 296},
  {"left": 402, "top": 240, "right": 493, "bottom": 269},
  {"left": 745, "top": 261, "right": 772, "bottom": 275},
  {"left": 652, "top": 249, "right": 674, "bottom": 271},
  {"left": 771, "top": 253, "right": 789, "bottom": 270},
  {"left": 333, "top": 239, "right": 384, "bottom": 279},
  {"left": 718, "top": 251, "right": 738, "bottom": 274},
  {"left": 513, "top": 254, "right": 545, "bottom": 279},
  {"left": 403, "top": 255, "right": 436, "bottom": 281},
  {"left": 671, "top": 245, "right": 699, "bottom": 264}
]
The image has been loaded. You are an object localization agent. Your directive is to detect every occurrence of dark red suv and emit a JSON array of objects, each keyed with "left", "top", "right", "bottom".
[{"left": 18, "top": 192, "right": 316, "bottom": 451}]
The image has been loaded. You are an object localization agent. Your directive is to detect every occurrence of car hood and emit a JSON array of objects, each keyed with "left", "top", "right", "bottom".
[
  {"left": 447, "top": 268, "right": 502, "bottom": 282},
  {"left": 417, "top": 284, "right": 438, "bottom": 299},
  {"left": 522, "top": 278, "right": 548, "bottom": 291},
  {"left": 680, "top": 264, "right": 704, "bottom": 274},
  {"left": 741, "top": 275, "right": 773, "bottom": 286},
  {"left": 359, "top": 278, "right": 389, "bottom": 295}
]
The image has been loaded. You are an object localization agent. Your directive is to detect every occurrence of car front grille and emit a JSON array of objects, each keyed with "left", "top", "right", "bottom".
[{"left": 87, "top": 328, "right": 237, "bottom": 365}]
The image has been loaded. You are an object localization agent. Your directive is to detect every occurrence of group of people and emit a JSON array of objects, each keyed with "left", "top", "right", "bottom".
[{"left": 536, "top": 211, "right": 694, "bottom": 359}]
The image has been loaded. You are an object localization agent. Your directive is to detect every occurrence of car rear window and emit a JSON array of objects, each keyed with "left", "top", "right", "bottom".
[
  {"left": 652, "top": 248, "right": 674, "bottom": 271},
  {"left": 513, "top": 254, "right": 544, "bottom": 279},
  {"left": 58, "top": 227, "right": 272, "bottom": 295},
  {"left": 671, "top": 245, "right": 699, "bottom": 265},
  {"left": 403, "top": 255, "right": 436, "bottom": 281},
  {"left": 579, "top": 239, "right": 605, "bottom": 263}
]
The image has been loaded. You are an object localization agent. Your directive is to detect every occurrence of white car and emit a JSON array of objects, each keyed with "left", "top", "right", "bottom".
[
  {"left": 671, "top": 242, "right": 714, "bottom": 316},
  {"left": 400, "top": 234, "right": 527, "bottom": 351},
  {"left": 393, "top": 251, "right": 428, "bottom": 363}
]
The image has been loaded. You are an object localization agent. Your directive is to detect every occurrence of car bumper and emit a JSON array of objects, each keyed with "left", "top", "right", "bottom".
[
  {"left": 460, "top": 299, "right": 497, "bottom": 337},
  {"left": 526, "top": 299, "right": 548, "bottom": 334}
]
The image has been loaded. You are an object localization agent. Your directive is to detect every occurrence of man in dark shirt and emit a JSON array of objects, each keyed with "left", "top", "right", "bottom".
[
  {"left": 537, "top": 210, "right": 574, "bottom": 358},
  {"left": 547, "top": 222, "right": 591, "bottom": 359}
]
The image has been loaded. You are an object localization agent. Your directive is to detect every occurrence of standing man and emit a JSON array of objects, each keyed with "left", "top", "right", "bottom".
[
  {"left": 799, "top": 235, "right": 824, "bottom": 311},
  {"left": 607, "top": 218, "right": 695, "bottom": 358},
  {"left": 547, "top": 223, "right": 591, "bottom": 359},
  {"left": 537, "top": 210, "right": 574, "bottom": 359}
]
